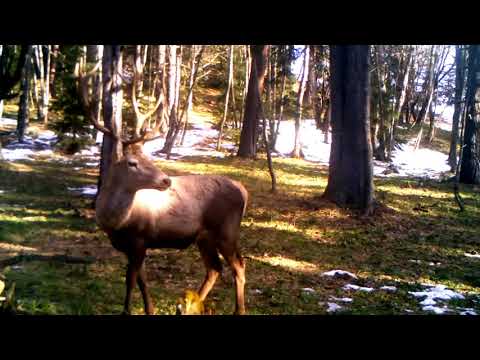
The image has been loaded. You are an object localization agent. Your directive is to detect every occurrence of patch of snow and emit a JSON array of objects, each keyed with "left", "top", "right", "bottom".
[
  {"left": 301, "top": 288, "right": 315, "bottom": 293},
  {"left": 0, "top": 117, "right": 17, "bottom": 126},
  {"left": 380, "top": 286, "right": 397, "bottom": 292},
  {"left": 343, "top": 284, "right": 375, "bottom": 293},
  {"left": 274, "top": 119, "right": 451, "bottom": 180},
  {"left": 322, "top": 269, "right": 358, "bottom": 279},
  {"left": 459, "top": 308, "right": 477, "bottom": 316},
  {"left": 409, "top": 284, "right": 465, "bottom": 310},
  {"left": 1, "top": 147, "right": 37, "bottom": 161},
  {"left": 330, "top": 296, "right": 353, "bottom": 303},
  {"left": 409, "top": 259, "right": 422, "bottom": 264},
  {"left": 68, "top": 186, "right": 97, "bottom": 196},
  {"left": 422, "top": 305, "right": 450, "bottom": 314},
  {"left": 326, "top": 302, "right": 343, "bottom": 313},
  {"left": 252, "top": 289, "right": 263, "bottom": 294},
  {"left": 0, "top": 190, "right": 4, "bottom": 194},
  {"left": 404, "top": 309, "right": 413, "bottom": 313},
  {"left": 465, "top": 253, "right": 480, "bottom": 259}
]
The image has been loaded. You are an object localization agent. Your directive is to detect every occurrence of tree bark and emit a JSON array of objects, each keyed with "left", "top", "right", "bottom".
[
  {"left": 154, "top": 45, "right": 167, "bottom": 135},
  {"left": 323, "top": 45, "right": 374, "bottom": 214},
  {"left": 272, "top": 67, "right": 287, "bottom": 150},
  {"left": 98, "top": 45, "right": 123, "bottom": 192},
  {"left": 374, "top": 45, "right": 388, "bottom": 161},
  {"left": 217, "top": 45, "right": 234, "bottom": 150},
  {"left": 459, "top": 45, "right": 480, "bottom": 184},
  {"left": 292, "top": 46, "right": 309, "bottom": 158},
  {"left": 448, "top": 45, "right": 466, "bottom": 171},
  {"left": 17, "top": 48, "right": 32, "bottom": 142},
  {"left": 237, "top": 45, "right": 268, "bottom": 158},
  {"left": 49, "top": 45, "right": 59, "bottom": 98}
]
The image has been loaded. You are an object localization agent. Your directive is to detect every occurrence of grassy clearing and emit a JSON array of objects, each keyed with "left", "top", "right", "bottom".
[
  {"left": 1, "top": 144, "right": 479, "bottom": 315},
  {"left": 1, "top": 103, "right": 479, "bottom": 315}
]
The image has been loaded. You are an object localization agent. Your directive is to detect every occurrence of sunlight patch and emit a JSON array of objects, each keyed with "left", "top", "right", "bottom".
[
  {"left": 0, "top": 242, "right": 38, "bottom": 253},
  {"left": 249, "top": 254, "right": 318, "bottom": 273}
]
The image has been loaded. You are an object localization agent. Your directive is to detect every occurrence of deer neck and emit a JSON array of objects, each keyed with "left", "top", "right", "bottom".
[{"left": 96, "top": 185, "right": 136, "bottom": 231}]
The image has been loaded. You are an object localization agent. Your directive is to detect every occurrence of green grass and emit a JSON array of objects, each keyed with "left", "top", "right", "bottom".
[
  {"left": 1, "top": 103, "right": 480, "bottom": 315},
  {"left": 1, "top": 148, "right": 479, "bottom": 315}
]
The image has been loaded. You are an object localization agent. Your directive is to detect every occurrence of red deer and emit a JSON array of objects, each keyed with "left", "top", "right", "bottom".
[{"left": 78, "top": 63, "right": 248, "bottom": 315}]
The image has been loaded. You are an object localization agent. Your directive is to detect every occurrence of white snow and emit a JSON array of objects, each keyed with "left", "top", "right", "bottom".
[
  {"left": 274, "top": 119, "right": 451, "bottom": 180},
  {"left": 459, "top": 308, "right": 477, "bottom": 316},
  {"left": 422, "top": 305, "right": 450, "bottom": 314},
  {"left": 0, "top": 123, "right": 61, "bottom": 162},
  {"left": 465, "top": 253, "right": 480, "bottom": 259},
  {"left": 343, "top": 284, "right": 375, "bottom": 293},
  {"left": 301, "top": 288, "right": 316, "bottom": 293},
  {"left": 330, "top": 296, "right": 353, "bottom": 303},
  {"left": 252, "top": 289, "right": 263, "bottom": 295},
  {"left": 409, "top": 284, "right": 465, "bottom": 312},
  {"left": 321, "top": 270, "right": 358, "bottom": 279},
  {"left": 68, "top": 186, "right": 97, "bottom": 196},
  {"left": 380, "top": 286, "right": 397, "bottom": 292},
  {"left": 0, "top": 117, "right": 17, "bottom": 126},
  {"left": 326, "top": 302, "right": 343, "bottom": 313}
]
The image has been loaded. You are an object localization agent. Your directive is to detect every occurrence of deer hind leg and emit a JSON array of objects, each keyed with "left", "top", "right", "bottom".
[
  {"left": 197, "top": 234, "right": 223, "bottom": 302},
  {"left": 123, "top": 246, "right": 147, "bottom": 315},
  {"left": 217, "top": 230, "right": 246, "bottom": 315}
]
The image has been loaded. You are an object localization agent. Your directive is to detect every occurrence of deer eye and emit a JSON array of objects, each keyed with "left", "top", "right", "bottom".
[{"left": 127, "top": 160, "right": 138, "bottom": 168}]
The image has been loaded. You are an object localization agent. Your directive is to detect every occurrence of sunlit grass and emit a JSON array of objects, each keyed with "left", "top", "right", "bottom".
[{"left": 1, "top": 131, "right": 480, "bottom": 314}]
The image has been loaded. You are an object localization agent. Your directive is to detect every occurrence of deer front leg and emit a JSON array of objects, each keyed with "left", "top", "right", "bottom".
[
  {"left": 137, "top": 265, "right": 154, "bottom": 315},
  {"left": 122, "top": 247, "right": 147, "bottom": 315}
]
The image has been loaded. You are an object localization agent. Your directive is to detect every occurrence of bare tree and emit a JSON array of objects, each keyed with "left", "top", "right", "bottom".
[
  {"left": 17, "top": 48, "right": 33, "bottom": 142},
  {"left": 323, "top": 45, "right": 374, "bottom": 214},
  {"left": 237, "top": 45, "right": 268, "bottom": 158},
  {"left": 448, "top": 45, "right": 467, "bottom": 171},
  {"left": 217, "top": 45, "right": 234, "bottom": 150},
  {"left": 459, "top": 45, "right": 480, "bottom": 184},
  {"left": 291, "top": 46, "right": 309, "bottom": 158}
]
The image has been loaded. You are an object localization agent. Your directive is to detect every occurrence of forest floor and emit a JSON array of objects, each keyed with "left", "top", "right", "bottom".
[{"left": 1, "top": 100, "right": 480, "bottom": 315}]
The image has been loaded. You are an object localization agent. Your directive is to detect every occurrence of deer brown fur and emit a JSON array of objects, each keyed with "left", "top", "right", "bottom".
[{"left": 95, "top": 145, "right": 248, "bottom": 315}]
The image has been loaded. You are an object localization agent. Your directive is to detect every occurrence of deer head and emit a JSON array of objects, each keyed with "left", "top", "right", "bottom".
[{"left": 110, "top": 144, "right": 171, "bottom": 193}]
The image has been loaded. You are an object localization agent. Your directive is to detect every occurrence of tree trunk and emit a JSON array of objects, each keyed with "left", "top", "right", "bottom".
[
  {"left": 217, "top": 45, "right": 234, "bottom": 150},
  {"left": 460, "top": 45, "right": 480, "bottom": 184},
  {"left": 388, "top": 46, "right": 412, "bottom": 157},
  {"left": 88, "top": 45, "right": 103, "bottom": 141},
  {"left": 180, "top": 46, "right": 197, "bottom": 145},
  {"left": 237, "top": 45, "right": 268, "bottom": 158},
  {"left": 292, "top": 46, "right": 309, "bottom": 158},
  {"left": 98, "top": 45, "right": 123, "bottom": 193},
  {"left": 134, "top": 45, "right": 145, "bottom": 95},
  {"left": 427, "top": 93, "right": 437, "bottom": 143},
  {"left": 323, "top": 45, "right": 374, "bottom": 214},
  {"left": 17, "top": 49, "right": 32, "bottom": 142},
  {"left": 49, "top": 45, "right": 59, "bottom": 98},
  {"left": 374, "top": 45, "right": 387, "bottom": 161},
  {"left": 160, "top": 45, "right": 179, "bottom": 154},
  {"left": 41, "top": 45, "right": 50, "bottom": 124},
  {"left": 448, "top": 45, "right": 466, "bottom": 171},
  {"left": 272, "top": 68, "right": 287, "bottom": 150},
  {"left": 239, "top": 45, "right": 250, "bottom": 129},
  {"left": 154, "top": 45, "right": 167, "bottom": 135}
]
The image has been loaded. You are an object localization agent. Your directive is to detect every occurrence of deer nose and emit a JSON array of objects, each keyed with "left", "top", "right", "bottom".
[{"left": 162, "top": 177, "right": 172, "bottom": 188}]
